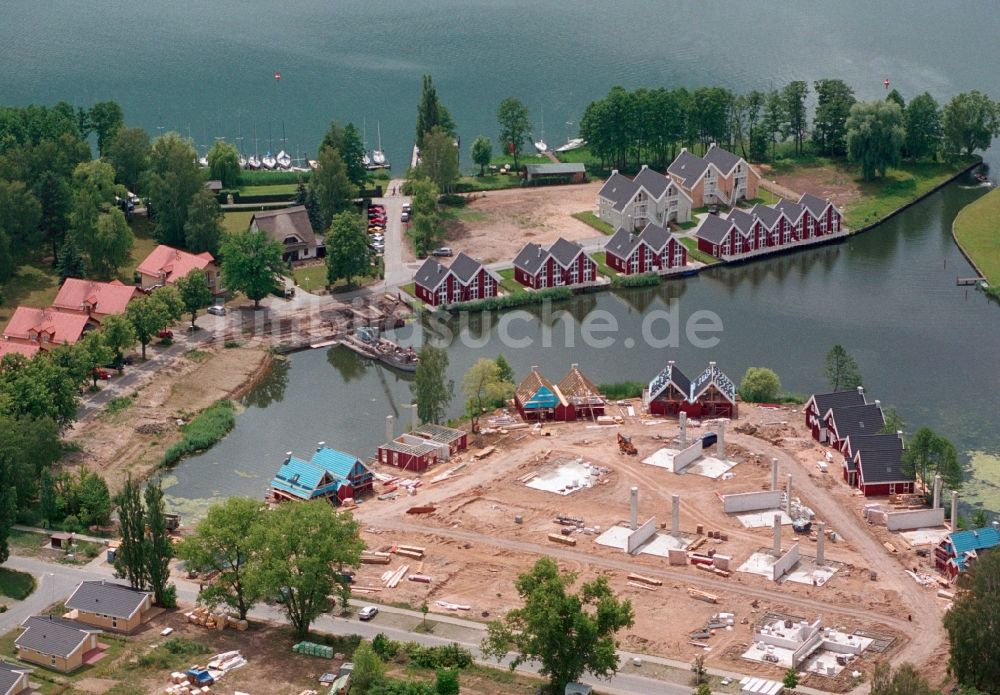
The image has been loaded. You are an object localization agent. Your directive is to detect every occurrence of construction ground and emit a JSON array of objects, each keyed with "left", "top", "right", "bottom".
[{"left": 353, "top": 402, "right": 953, "bottom": 691}]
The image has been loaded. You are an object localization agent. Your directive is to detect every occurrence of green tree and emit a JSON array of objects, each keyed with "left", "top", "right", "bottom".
[
  {"left": 942, "top": 91, "right": 1000, "bottom": 157},
  {"left": 496, "top": 97, "right": 531, "bottom": 169},
  {"left": 763, "top": 89, "right": 788, "bottom": 159},
  {"left": 87, "top": 101, "right": 124, "bottom": 155},
  {"left": 0, "top": 349, "right": 83, "bottom": 426},
  {"left": 823, "top": 344, "right": 863, "bottom": 391},
  {"left": 688, "top": 87, "right": 733, "bottom": 150},
  {"left": 972, "top": 509, "right": 989, "bottom": 528},
  {"left": 296, "top": 181, "right": 324, "bottom": 232},
  {"left": 693, "top": 685, "right": 712, "bottom": 695},
  {"left": 417, "top": 126, "right": 459, "bottom": 193},
  {"left": 125, "top": 293, "right": 170, "bottom": 359},
  {"left": 207, "top": 140, "right": 242, "bottom": 189},
  {"left": 105, "top": 126, "right": 151, "bottom": 193},
  {"left": 114, "top": 475, "right": 147, "bottom": 590},
  {"left": 73, "top": 470, "right": 112, "bottom": 527},
  {"left": 416, "top": 74, "right": 456, "bottom": 147},
  {"left": 100, "top": 314, "right": 136, "bottom": 370},
  {"left": 738, "top": 367, "right": 781, "bottom": 403},
  {"left": 869, "top": 660, "right": 937, "bottom": 695},
  {"left": 312, "top": 146, "right": 357, "bottom": 223},
  {"left": 434, "top": 669, "right": 459, "bottom": 695},
  {"left": 495, "top": 354, "right": 514, "bottom": 384},
  {"left": 325, "top": 211, "right": 372, "bottom": 288},
  {"left": 462, "top": 358, "right": 513, "bottom": 432},
  {"left": 0, "top": 179, "right": 42, "bottom": 262},
  {"left": 86, "top": 208, "right": 134, "bottom": 278},
  {"left": 38, "top": 468, "right": 58, "bottom": 527},
  {"left": 783, "top": 81, "right": 809, "bottom": 155},
  {"left": 220, "top": 228, "right": 285, "bottom": 309},
  {"left": 256, "top": 500, "right": 365, "bottom": 638},
  {"left": 184, "top": 188, "right": 223, "bottom": 256},
  {"left": 411, "top": 345, "right": 453, "bottom": 424},
  {"left": 471, "top": 136, "right": 492, "bottom": 176},
  {"left": 406, "top": 177, "right": 440, "bottom": 257},
  {"left": 144, "top": 478, "right": 175, "bottom": 607},
  {"left": 351, "top": 642, "right": 386, "bottom": 695},
  {"left": 482, "top": 557, "right": 634, "bottom": 694},
  {"left": 55, "top": 237, "right": 85, "bottom": 283},
  {"left": 176, "top": 268, "right": 213, "bottom": 329},
  {"left": 782, "top": 668, "right": 799, "bottom": 688},
  {"left": 35, "top": 170, "right": 73, "bottom": 258},
  {"left": 904, "top": 92, "right": 942, "bottom": 161},
  {"left": 78, "top": 330, "right": 114, "bottom": 388},
  {"left": 902, "top": 427, "right": 962, "bottom": 492},
  {"left": 847, "top": 100, "right": 905, "bottom": 180},
  {"left": 340, "top": 122, "right": 368, "bottom": 188},
  {"left": 177, "top": 497, "right": 264, "bottom": 620},
  {"left": 0, "top": 452, "right": 16, "bottom": 564},
  {"left": 885, "top": 89, "right": 906, "bottom": 111},
  {"left": 880, "top": 406, "right": 905, "bottom": 435},
  {"left": 812, "top": 79, "right": 856, "bottom": 156},
  {"left": 146, "top": 132, "right": 202, "bottom": 247}
]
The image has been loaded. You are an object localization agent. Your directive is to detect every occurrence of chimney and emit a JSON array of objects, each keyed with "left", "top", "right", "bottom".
[
  {"left": 571, "top": 363, "right": 578, "bottom": 370},
  {"left": 857, "top": 385, "right": 864, "bottom": 397},
  {"left": 317, "top": 441, "right": 325, "bottom": 451},
  {"left": 680, "top": 147, "right": 688, "bottom": 154},
  {"left": 875, "top": 399, "right": 881, "bottom": 409},
  {"left": 284, "top": 451, "right": 292, "bottom": 463},
  {"left": 668, "top": 360, "right": 674, "bottom": 367},
  {"left": 531, "top": 365, "right": 539, "bottom": 373},
  {"left": 611, "top": 169, "right": 618, "bottom": 176},
  {"left": 630, "top": 486, "right": 638, "bottom": 531},
  {"left": 641, "top": 164, "right": 648, "bottom": 171},
  {"left": 897, "top": 430, "right": 904, "bottom": 447}
]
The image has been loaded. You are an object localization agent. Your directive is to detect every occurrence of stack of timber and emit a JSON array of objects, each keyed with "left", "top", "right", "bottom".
[
  {"left": 381, "top": 564, "right": 409, "bottom": 588},
  {"left": 408, "top": 574, "right": 432, "bottom": 583},
  {"left": 185, "top": 606, "right": 247, "bottom": 631},
  {"left": 626, "top": 573, "right": 662, "bottom": 590},
  {"left": 394, "top": 544, "right": 425, "bottom": 559},
  {"left": 361, "top": 551, "right": 392, "bottom": 564},
  {"left": 548, "top": 533, "right": 577, "bottom": 546},
  {"left": 688, "top": 588, "right": 718, "bottom": 603},
  {"left": 696, "top": 563, "right": 731, "bottom": 578}
]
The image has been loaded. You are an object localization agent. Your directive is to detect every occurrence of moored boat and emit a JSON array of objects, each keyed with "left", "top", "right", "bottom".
[
  {"left": 276, "top": 150, "right": 292, "bottom": 169},
  {"left": 342, "top": 327, "right": 418, "bottom": 373},
  {"left": 262, "top": 152, "right": 277, "bottom": 169},
  {"left": 555, "top": 137, "right": 586, "bottom": 153}
]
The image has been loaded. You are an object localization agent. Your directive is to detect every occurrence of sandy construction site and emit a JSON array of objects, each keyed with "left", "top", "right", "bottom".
[{"left": 353, "top": 403, "right": 951, "bottom": 690}]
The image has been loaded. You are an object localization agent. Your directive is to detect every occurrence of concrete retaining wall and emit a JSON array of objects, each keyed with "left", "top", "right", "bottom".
[
  {"left": 791, "top": 631, "right": 824, "bottom": 668},
  {"left": 771, "top": 543, "right": 800, "bottom": 582},
  {"left": 886, "top": 507, "right": 945, "bottom": 531},
  {"left": 626, "top": 517, "right": 658, "bottom": 555},
  {"left": 673, "top": 441, "right": 703, "bottom": 472},
  {"left": 723, "top": 490, "right": 783, "bottom": 513}
]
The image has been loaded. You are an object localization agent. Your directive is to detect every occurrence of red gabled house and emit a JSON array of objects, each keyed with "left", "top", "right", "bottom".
[
  {"left": 604, "top": 223, "right": 687, "bottom": 275},
  {"left": 645, "top": 361, "right": 738, "bottom": 418},
  {"left": 413, "top": 253, "right": 497, "bottom": 306},
  {"left": 512, "top": 238, "right": 596, "bottom": 290},
  {"left": 841, "top": 433, "right": 903, "bottom": 487},
  {"left": 853, "top": 442, "right": 914, "bottom": 496},
  {"left": 824, "top": 403, "right": 885, "bottom": 454},
  {"left": 646, "top": 361, "right": 692, "bottom": 416},
  {"left": 513, "top": 366, "right": 573, "bottom": 421},
  {"left": 803, "top": 388, "right": 868, "bottom": 443}
]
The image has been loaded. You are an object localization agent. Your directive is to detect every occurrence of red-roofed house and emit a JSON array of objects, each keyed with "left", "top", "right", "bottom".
[
  {"left": 52, "top": 279, "right": 139, "bottom": 326},
  {"left": 2, "top": 307, "right": 89, "bottom": 350},
  {"left": 0, "top": 342, "right": 40, "bottom": 359},
  {"left": 136, "top": 245, "right": 220, "bottom": 292}
]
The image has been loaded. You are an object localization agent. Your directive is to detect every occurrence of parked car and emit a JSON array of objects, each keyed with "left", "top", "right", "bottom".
[
  {"left": 92, "top": 368, "right": 111, "bottom": 380},
  {"left": 708, "top": 205, "right": 720, "bottom": 215},
  {"left": 370, "top": 233, "right": 385, "bottom": 242},
  {"left": 401, "top": 202, "right": 412, "bottom": 212},
  {"left": 158, "top": 329, "right": 173, "bottom": 340},
  {"left": 432, "top": 247, "right": 453, "bottom": 257},
  {"left": 207, "top": 305, "right": 226, "bottom": 316},
  {"left": 400, "top": 211, "right": 410, "bottom": 222},
  {"left": 358, "top": 606, "right": 379, "bottom": 621}
]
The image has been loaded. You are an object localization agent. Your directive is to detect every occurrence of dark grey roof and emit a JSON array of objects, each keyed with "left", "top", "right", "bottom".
[
  {"left": 414, "top": 257, "right": 448, "bottom": 291},
  {"left": 799, "top": 192, "right": 831, "bottom": 217},
  {"left": 16, "top": 616, "right": 97, "bottom": 659},
  {"left": 449, "top": 252, "right": 484, "bottom": 284},
  {"left": 637, "top": 222, "right": 672, "bottom": 252},
  {"left": 0, "top": 662, "right": 29, "bottom": 695},
  {"left": 749, "top": 203, "right": 782, "bottom": 229},
  {"left": 597, "top": 173, "right": 640, "bottom": 212},
  {"left": 667, "top": 150, "right": 709, "bottom": 189},
  {"left": 548, "top": 237, "right": 583, "bottom": 267},
  {"left": 702, "top": 144, "right": 741, "bottom": 175},
  {"left": 513, "top": 243, "right": 547, "bottom": 275},
  {"left": 727, "top": 208, "right": 756, "bottom": 236},
  {"left": 605, "top": 228, "right": 639, "bottom": 259},
  {"left": 648, "top": 362, "right": 691, "bottom": 402},
  {"left": 857, "top": 447, "right": 912, "bottom": 484},
  {"left": 844, "top": 433, "right": 903, "bottom": 459},
  {"left": 690, "top": 363, "right": 737, "bottom": 403},
  {"left": 66, "top": 580, "right": 150, "bottom": 620},
  {"left": 829, "top": 404, "right": 885, "bottom": 444},
  {"left": 810, "top": 390, "right": 867, "bottom": 417},
  {"left": 696, "top": 214, "right": 735, "bottom": 244},
  {"left": 774, "top": 199, "right": 806, "bottom": 224},
  {"left": 632, "top": 166, "right": 669, "bottom": 199}
]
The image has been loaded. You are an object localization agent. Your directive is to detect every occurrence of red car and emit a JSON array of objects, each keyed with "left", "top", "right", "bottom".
[
  {"left": 93, "top": 368, "right": 111, "bottom": 380},
  {"left": 158, "top": 329, "right": 174, "bottom": 340}
]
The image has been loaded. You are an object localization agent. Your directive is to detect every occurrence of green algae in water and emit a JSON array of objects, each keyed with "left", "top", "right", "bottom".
[{"left": 959, "top": 450, "right": 1000, "bottom": 512}]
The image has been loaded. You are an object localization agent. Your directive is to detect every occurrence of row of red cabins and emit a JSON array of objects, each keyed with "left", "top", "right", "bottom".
[
  {"left": 803, "top": 387, "right": 915, "bottom": 497},
  {"left": 696, "top": 193, "right": 845, "bottom": 262}
]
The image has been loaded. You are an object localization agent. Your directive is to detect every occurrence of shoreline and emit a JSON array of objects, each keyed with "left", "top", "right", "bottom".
[{"left": 950, "top": 184, "right": 996, "bottom": 284}]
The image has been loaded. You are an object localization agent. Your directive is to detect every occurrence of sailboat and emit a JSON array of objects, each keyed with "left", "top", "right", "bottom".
[
  {"left": 276, "top": 150, "right": 292, "bottom": 169},
  {"left": 247, "top": 122, "right": 261, "bottom": 169},
  {"left": 236, "top": 119, "right": 247, "bottom": 168},
  {"left": 555, "top": 138, "right": 586, "bottom": 153},
  {"left": 533, "top": 108, "right": 548, "bottom": 153},
  {"left": 372, "top": 121, "right": 388, "bottom": 167},
  {"left": 262, "top": 124, "right": 276, "bottom": 169}
]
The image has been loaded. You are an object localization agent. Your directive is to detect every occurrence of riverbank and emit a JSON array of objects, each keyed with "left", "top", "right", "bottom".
[{"left": 952, "top": 184, "right": 1000, "bottom": 291}]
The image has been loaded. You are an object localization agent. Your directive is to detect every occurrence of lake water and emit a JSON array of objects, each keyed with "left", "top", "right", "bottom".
[{"left": 2, "top": 2, "right": 998, "bottom": 514}]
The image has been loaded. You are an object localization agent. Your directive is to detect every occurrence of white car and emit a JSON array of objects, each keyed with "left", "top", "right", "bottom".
[
  {"left": 207, "top": 305, "right": 226, "bottom": 316},
  {"left": 358, "top": 606, "right": 379, "bottom": 621}
]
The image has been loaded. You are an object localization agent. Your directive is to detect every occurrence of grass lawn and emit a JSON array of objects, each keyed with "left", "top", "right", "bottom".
[
  {"left": 497, "top": 268, "right": 525, "bottom": 295},
  {"left": 589, "top": 251, "right": 618, "bottom": 278},
  {"left": 236, "top": 169, "right": 309, "bottom": 186},
  {"left": 680, "top": 237, "right": 719, "bottom": 265},
  {"left": 0, "top": 568, "right": 35, "bottom": 600},
  {"left": 953, "top": 185, "right": 1000, "bottom": 284},
  {"left": 440, "top": 207, "right": 488, "bottom": 223},
  {"left": 222, "top": 210, "right": 255, "bottom": 233},
  {"left": 399, "top": 282, "right": 416, "bottom": 298},
  {"left": 846, "top": 159, "right": 975, "bottom": 229},
  {"left": 572, "top": 210, "right": 616, "bottom": 235},
  {"left": 489, "top": 152, "right": 551, "bottom": 168},
  {"left": 458, "top": 174, "right": 524, "bottom": 192},
  {"left": 292, "top": 264, "right": 327, "bottom": 292},
  {"left": 238, "top": 183, "right": 298, "bottom": 196}
]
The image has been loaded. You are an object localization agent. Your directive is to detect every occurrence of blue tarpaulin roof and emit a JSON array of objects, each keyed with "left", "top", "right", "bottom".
[
  {"left": 271, "top": 447, "right": 363, "bottom": 500},
  {"left": 949, "top": 527, "right": 1000, "bottom": 571}
]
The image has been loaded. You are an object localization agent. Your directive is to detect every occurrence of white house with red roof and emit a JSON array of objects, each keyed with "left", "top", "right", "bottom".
[{"left": 136, "top": 245, "right": 219, "bottom": 292}]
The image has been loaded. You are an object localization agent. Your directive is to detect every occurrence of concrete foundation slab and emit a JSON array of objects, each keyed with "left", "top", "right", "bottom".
[
  {"left": 737, "top": 552, "right": 780, "bottom": 580},
  {"left": 737, "top": 510, "right": 793, "bottom": 528},
  {"left": 525, "top": 459, "right": 602, "bottom": 496},
  {"left": 784, "top": 562, "right": 838, "bottom": 587},
  {"left": 685, "top": 456, "right": 737, "bottom": 479},
  {"left": 899, "top": 528, "right": 951, "bottom": 546},
  {"left": 641, "top": 448, "right": 681, "bottom": 471},
  {"left": 595, "top": 525, "right": 691, "bottom": 556}
]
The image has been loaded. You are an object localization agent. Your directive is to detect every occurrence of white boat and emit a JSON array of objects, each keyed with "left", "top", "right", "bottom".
[
  {"left": 534, "top": 109, "right": 548, "bottom": 153},
  {"left": 307, "top": 159, "right": 319, "bottom": 170},
  {"left": 372, "top": 121, "right": 388, "bottom": 167},
  {"left": 262, "top": 152, "right": 277, "bottom": 170},
  {"left": 276, "top": 150, "right": 292, "bottom": 169},
  {"left": 555, "top": 138, "right": 586, "bottom": 153},
  {"left": 238, "top": 154, "right": 247, "bottom": 168},
  {"left": 362, "top": 151, "right": 372, "bottom": 167},
  {"left": 246, "top": 155, "right": 260, "bottom": 170},
  {"left": 198, "top": 156, "right": 209, "bottom": 168}
]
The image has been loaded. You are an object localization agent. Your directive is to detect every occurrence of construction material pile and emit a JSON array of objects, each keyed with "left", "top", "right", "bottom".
[
  {"left": 185, "top": 607, "right": 248, "bottom": 631},
  {"left": 293, "top": 641, "right": 334, "bottom": 659},
  {"left": 164, "top": 651, "right": 246, "bottom": 695}
]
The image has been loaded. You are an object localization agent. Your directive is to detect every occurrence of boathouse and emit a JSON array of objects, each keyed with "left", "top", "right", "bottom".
[
  {"left": 523, "top": 162, "right": 586, "bottom": 184},
  {"left": 803, "top": 387, "right": 868, "bottom": 443},
  {"left": 413, "top": 253, "right": 497, "bottom": 306},
  {"left": 411, "top": 423, "right": 468, "bottom": 454},
  {"left": 377, "top": 436, "right": 442, "bottom": 472},
  {"left": 604, "top": 222, "right": 687, "bottom": 275},
  {"left": 514, "top": 367, "right": 572, "bottom": 421},
  {"left": 854, "top": 445, "right": 915, "bottom": 497},
  {"left": 667, "top": 144, "right": 760, "bottom": 208},
  {"left": 644, "top": 361, "right": 738, "bottom": 418},
  {"left": 934, "top": 526, "right": 1000, "bottom": 580},
  {"left": 270, "top": 444, "right": 373, "bottom": 504},
  {"left": 512, "top": 238, "right": 596, "bottom": 290},
  {"left": 557, "top": 364, "right": 606, "bottom": 419}
]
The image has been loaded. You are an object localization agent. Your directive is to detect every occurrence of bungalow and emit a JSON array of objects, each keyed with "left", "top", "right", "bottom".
[
  {"left": 377, "top": 436, "right": 443, "bottom": 473},
  {"left": 514, "top": 367, "right": 572, "bottom": 421},
  {"left": 413, "top": 253, "right": 497, "bottom": 307},
  {"left": 604, "top": 222, "right": 687, "bottom": 275},
  {"left": 854, "top": 445, "right": 915, "bottom": 497},
  {"left": 667, "top": 144, "right": 760, "bottom": 208},
  {"left": 556, "top": 364, "right": 606, "bottom": 419},
  {"left": 596, "top": 166, "right": 692, "bottom": 230},
  {"left": 136, "top": 244, "right": 220, "bottom": 292},
  {"left": 205, "top": 180, "right": 223, "bottom": 195},
  {"left": 646, "top": 360, "right": 692, "bottom": 416},
  {"left": 65, "top": 580, "right": 153, "bottom": 634},
  {"left": 512, "top": 238, "right": 596, "bottom": 290},
  {"left": 15, "top": 615, "right": 101, "bottom": 673},
  {"left": 803, "top": 388, "right": 867, "bottom": 443},
  {"left": 52, "top": 278, "right": 138, "bottom": 326},
  {"left": 410, "top": 423, "right": 468, "bottom": 454},
  {"left": 2, "top": 307, "right": 88, "bottom": 350},
  {"left": 270, "top": 444, "right": 373, "bottom": 504},
  {"left": 825, "top": 403, "right": 885, "bottom": 454},
  {"left": 935, "top": 526, "right": 1000, "bottom": 580},
  {"left": 250, "top": 206, "right": 318, "bottom": 262},
  {"left": 0, "top": 662, "right": 31, "bottom": 695},
  {"left": 841, "top": 433, "right": 903, "bottom": 487}
]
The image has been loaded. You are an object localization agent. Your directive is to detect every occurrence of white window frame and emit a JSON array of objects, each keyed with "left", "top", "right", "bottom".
[
  {"left": 674, "top": 246, "right": 685, "bottom": 266},
  {"left": 484, "top": 275, "right": 494, "bottom": 296},
  {"left": 820, "top": 215, "right": 828, "bottom": 234},
  {"left": 832, "top": 214, "right": 840, "bottom": 232},
  {"left": 469, "top": 282, "right": 478, "bottom": 300},
  {"left": 539, "top": 273, "right": 547, "bottom": 289},
  {"left": 629, "top": 252, "right": 639, "bottom": 274},
  {"left": 569, "top": 263, "right": 579, "bottom": 284},
  {"left": 583, "top": 262, "right": 594, "bottom": 281},
  {"left": 437, "top": 285, "right": 447, "bottom": 304}
]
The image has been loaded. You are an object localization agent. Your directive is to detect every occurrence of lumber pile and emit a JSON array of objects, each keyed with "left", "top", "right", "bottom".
[
  {"left": 394, "top": 544, "right": 425, "bottom": 559},
  {"left": 627, "top": 573, "right": 662, "bottom": 587},
  {"left": 696, "top": 563, "right": 731, "bottom": 578},
  {"left": 405, "top": 505, "right": 435, "bottom": 515},
  {"left": 472, "top": 446, "right": 495, "bottom": 459},
  {"left": 548, "top": 533, "right": 576, "bottom": 546},
  {"left": 688, "top": 588, "right": 718, "bottom": 604},
  {"left": 361, "top": 551, "right": 392, "bottom": 564},
  {"left": 381, "top": 564, "right": 409, "bottom": 588},
  {"left": 408, "top": 574, "right": 432, "bottom": 583},
  {"left": 185, "top": 607, "right": 236, "bottom": 631},
  {"left": 435, "top": 600, "right": 471, "bottom": 611}
]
